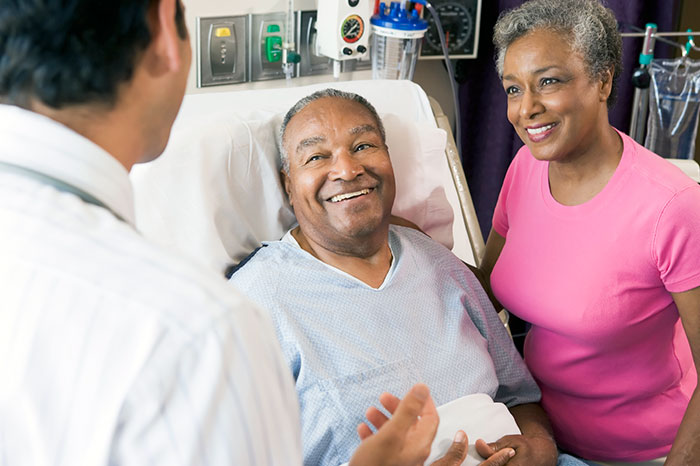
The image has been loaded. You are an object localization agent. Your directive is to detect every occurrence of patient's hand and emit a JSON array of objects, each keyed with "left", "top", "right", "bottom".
[
  {"left": 475, "top": 402, "right": 558, "bottom": 466},
  {"left": 349, "top": 384, "right": 467, "bottom": 466},
  {"left": 475, "top": 433, "right": 557, "bottom": 466}
]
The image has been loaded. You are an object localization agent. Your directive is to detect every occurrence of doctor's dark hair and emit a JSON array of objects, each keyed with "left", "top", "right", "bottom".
[
  {"left": 0, "top": 0, "right": 187, "bottom": 109},
  {"left": 278, "top": 88, "right": 386, "bottom": 174},
  {"left": 493, "top": 0, "right": 622, "bottom": 107}
]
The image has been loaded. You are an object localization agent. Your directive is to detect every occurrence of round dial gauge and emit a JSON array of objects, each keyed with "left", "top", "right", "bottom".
[
  {"left": 424, "top": 3, "right": 474, "bottom": 54},
  {"left": 341, "top": 15, "right": 364, "bottom": 43}
]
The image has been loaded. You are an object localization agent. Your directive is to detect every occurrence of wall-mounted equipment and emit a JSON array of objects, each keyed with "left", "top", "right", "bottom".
[
  {"left": 298, "top": 10, "right": 334, "bottom": 77},
  {"left": 342, "top": 52, "right": 373, "bottom": 72},
  {"left": 197, "top": 16, "right": 248, "bottom": 87},
  {"left": 316, "top": 0, "right": 373, "bottom": 62},
  {"left": 251, "top": 12, "right": 292, "bottom": 81},
  {"left": 371, "top": 2, "right": 428, "bottom": 80},
  {"left": 419, "top": 0, "right": 481, "bottom": 59}
]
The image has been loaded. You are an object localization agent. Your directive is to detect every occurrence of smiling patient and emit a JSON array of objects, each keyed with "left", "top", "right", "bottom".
[{"left": 228, "top": 89, "right": 586, "bottom": 466}]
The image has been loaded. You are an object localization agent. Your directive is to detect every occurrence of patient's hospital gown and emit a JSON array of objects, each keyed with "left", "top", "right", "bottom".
[{"left": 230, "top": 225, "right": 540, "bottom": 466}]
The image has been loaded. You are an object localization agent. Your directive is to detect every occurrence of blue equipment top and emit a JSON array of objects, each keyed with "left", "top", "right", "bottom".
[{"left": 370, "top": 2, "right": 428, "bottom": 31}]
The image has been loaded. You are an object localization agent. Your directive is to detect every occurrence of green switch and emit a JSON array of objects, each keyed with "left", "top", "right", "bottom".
[
  {"left": 266, "top": 36, "right": 282, "bottom": 62},
  {"left": 266, "top": 24, "right": 280, "bottom": 33}
]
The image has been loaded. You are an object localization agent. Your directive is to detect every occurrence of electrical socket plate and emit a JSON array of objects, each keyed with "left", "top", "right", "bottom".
[{"left": 197, "top": 15, "right": 248, "bottom": 87}]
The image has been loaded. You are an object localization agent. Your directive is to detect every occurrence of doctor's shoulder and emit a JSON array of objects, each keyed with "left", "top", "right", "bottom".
[{"left": 111, "top": 229, "right": 273, "bottom": 333}]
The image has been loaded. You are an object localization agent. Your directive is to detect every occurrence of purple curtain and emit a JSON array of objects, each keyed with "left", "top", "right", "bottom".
[{"left": 458, "top": 0, "right": 681, "bottom": 240}]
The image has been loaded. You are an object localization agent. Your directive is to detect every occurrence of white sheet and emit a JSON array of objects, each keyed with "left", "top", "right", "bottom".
[{"left": 340, "top": 394, "right": 519, "bottom": 466}]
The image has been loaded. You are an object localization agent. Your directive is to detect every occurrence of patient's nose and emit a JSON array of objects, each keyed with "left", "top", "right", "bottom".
[{"left": 329, "top": 150, "right": 364, "bottom": 180}]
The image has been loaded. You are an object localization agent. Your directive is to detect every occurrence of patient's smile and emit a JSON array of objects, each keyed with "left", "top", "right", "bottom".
[
  {"left": 281, "top": 96, "right": 396, "bottom": 249},
  {"left": 328, "top": 188, "right": 373, "bottom": 203}
]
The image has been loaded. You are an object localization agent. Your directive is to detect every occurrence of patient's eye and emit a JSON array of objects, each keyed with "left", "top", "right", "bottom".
[
  {"left": 354, "top": 143, "right": 373, "bottom": 152},
  {"left": 305, "top": 154, "right": 326, "bottom": 164}
]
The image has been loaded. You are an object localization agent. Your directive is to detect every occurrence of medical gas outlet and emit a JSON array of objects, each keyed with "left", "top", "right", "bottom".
[
  {"left": 265, "top": 24, "right": 283, "bottom": 62},
  {"left": 316, "top": 0, "right": 373, "bottom": 60},
  {"left": 251, "top": 12, "right": 289, "bottom": 81}
]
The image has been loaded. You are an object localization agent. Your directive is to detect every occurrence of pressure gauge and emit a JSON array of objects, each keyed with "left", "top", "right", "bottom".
[
  {"left": 425, "top": 3, "right": 472, "bottom": 53},
  {"left": 341, "top": 14, "right": 364, "bottom": 43},
  {"left": 420, "top": 0, "right": 481, "bottom": 59}
]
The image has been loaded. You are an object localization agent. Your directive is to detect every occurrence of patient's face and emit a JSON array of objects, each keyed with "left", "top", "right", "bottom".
[{"left": 282, "top": 97, "right": 395, "bottom": 252}]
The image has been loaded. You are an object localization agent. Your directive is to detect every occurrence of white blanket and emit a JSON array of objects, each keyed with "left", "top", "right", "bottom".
[{"left": 426, "top": 394, "right": 520, "bottom": 466}]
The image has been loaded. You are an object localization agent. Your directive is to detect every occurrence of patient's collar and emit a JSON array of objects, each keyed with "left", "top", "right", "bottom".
[
  {"left": 281, "top": 226, "right": 395, "bottom": 289},
  {"left": 282, "top": 227, "right": 394, "bottom": 261},
  {"left": 281, "top": 228, "right": 300, "bottom": 247}
]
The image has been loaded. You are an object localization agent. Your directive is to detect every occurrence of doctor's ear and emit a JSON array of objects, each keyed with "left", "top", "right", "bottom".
[{"left": 144, "top": 0, "right": 188, "bottom": 75}]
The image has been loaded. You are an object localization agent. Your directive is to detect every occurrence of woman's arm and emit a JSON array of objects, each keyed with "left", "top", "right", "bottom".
[
  {"left": 468, "top": 229, "right": 507, "bottom": 312},
  {"left": 665, "top": 285, "right": 700, "bottom": 466}
]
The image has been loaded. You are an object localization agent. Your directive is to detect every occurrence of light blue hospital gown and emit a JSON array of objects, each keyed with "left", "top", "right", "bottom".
[{"left": 230, "top": 225, "right": 541, "bottom": 466}]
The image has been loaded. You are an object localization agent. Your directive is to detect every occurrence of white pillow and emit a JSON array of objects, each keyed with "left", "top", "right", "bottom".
[
  {"left": 383, "top": 114, "right": 453, "bottom": 248},
  {"left": 131, "top": 87, "right": 453, "bottom": 273}
]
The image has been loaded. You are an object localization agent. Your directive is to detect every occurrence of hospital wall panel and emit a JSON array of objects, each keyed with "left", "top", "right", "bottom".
[
  {"left": 183, "top": 0, "right": 324, "bottom": 94},
  {"left": 180, "top": 0, "right": 457, "bottom": 136}
]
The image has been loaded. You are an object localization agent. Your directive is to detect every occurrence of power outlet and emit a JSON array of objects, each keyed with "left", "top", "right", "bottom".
[{"left": 197, "top": 16, "right": 248, "bottom": 87}]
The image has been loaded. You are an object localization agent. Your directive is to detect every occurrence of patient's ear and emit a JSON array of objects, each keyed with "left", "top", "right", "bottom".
[{"left": 281, "top": 169, "right": 293, "bottom": 206}]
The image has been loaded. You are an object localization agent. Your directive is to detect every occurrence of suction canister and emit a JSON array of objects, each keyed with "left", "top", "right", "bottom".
[{"left": 370, "top": 2, "right": 428, "bottom": 80}]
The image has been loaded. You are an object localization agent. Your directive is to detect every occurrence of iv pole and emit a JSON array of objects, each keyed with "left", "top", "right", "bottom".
[{"left": 621, "top": 26, "right": 700, "bottom": 144}]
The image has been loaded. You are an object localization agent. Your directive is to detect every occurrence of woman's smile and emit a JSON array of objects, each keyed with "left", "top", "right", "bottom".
[
  {"left": 525, "top": 122, "right": 558, "bottom": 142},
  {"left": 502, "top": 28, "right": 611, "bottom": 164}
]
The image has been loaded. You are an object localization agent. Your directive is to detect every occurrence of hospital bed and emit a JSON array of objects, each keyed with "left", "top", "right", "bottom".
[
  {"left": 130, "top": 80, "right": 485, "bottom": 274},
  {"left": 129, "top": 76, "right": 514, "bottom": 466}
]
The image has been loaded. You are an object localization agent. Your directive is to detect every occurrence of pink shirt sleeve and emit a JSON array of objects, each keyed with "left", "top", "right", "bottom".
[{"left": 654, "top": 185, "right": 700, "bottom": 293}]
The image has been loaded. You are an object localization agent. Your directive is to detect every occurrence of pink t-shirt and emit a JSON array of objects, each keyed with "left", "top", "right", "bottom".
[{"left": 491, "top": 131, "right": 700, "bottom": 461}]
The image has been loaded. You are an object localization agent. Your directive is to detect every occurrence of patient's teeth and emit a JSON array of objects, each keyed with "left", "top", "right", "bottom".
[{"left": 330, "top": 188, "right": 371, "bottom": 203}]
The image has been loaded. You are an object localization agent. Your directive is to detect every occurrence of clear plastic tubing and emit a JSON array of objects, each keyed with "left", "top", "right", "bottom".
[{"left": 282, "top": 0, "right": 295, "bottom": 83}]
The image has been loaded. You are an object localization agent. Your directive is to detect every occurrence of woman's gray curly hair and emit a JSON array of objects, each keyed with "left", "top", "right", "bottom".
[{"left": 493, "top": 0, "right": 622, "bottom": 107}]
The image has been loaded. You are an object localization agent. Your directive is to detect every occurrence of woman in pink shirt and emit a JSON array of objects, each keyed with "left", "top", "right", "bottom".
[{"left": 474, "top": 0, "right": 700, "bottom": 464}]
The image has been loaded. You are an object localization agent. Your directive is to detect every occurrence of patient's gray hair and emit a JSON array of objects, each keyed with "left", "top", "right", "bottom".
[
  {"left": 493, "top": 0, "right": 622, "bottom": 107},
  {"left": 278, "top": 88, "right": 386, "bottom": 173}
]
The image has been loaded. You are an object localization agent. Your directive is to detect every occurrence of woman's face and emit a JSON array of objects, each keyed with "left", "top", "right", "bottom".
[{"left": 502, "top": 28, "right": 612, "bottom": 163}]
